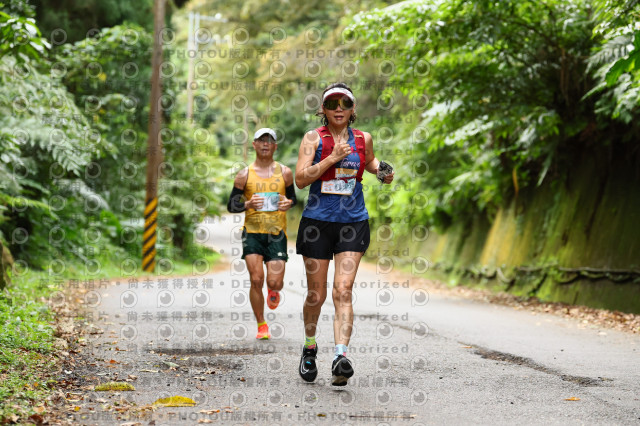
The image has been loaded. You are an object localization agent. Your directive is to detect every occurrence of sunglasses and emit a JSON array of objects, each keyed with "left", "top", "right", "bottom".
[
  {"left": 323, "top": 96, "right": 354, "bottom": 111},
  {"left": 255, "top": 136, "right": 276, "bottom": 144}
]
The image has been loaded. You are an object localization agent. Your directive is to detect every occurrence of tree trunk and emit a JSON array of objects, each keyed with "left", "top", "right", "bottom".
[{"left": 0, "top": 240, "right": 14, "bottom": 290}]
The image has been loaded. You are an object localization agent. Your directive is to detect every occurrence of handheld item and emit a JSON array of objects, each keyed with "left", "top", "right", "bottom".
[
  {"left": 377, "top": 161, "right": 394, "bottom": 183},
  {"left": 255, "top": 192, "right": 280, "bottom": 211}
]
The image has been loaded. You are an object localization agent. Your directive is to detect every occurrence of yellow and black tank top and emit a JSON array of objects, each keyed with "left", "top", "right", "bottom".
[{"left": 243, "top": 162, "right": 287, "bottom": 235}]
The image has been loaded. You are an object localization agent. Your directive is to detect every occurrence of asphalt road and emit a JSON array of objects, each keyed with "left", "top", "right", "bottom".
[{"left": 66, "top": 214, "right": 640, "bottom": 425}]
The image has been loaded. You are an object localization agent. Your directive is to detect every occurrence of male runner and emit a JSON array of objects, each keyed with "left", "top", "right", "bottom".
[{"left": 227, "top": 128, "right": 296, "bottom": 339}]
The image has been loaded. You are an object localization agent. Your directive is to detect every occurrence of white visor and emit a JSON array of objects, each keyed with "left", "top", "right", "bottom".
[{"left": 322, "top": 88, "right": 355, "bottom": 103}]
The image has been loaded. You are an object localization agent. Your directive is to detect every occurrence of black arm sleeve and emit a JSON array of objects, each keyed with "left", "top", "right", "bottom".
[
  {"left": 285, "top": 184, "right": 297, "bottom": 207},
  {"left": 227, "top": 186, "right": 246, "bottom": 213}
]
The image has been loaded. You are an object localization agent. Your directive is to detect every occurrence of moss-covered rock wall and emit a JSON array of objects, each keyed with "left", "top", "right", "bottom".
[{"left": 372, "top": 147, "right": 640, "bottom": 314}]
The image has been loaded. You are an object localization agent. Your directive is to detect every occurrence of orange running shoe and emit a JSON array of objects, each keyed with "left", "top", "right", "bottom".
[
  {"left": 256, "top": 323, "right": 270, "bottom": 340},
  {"left": 267, "top": 290, "right": 280, "bottom": 310}
]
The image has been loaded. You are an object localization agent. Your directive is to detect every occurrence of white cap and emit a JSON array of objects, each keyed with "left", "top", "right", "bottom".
[
  {"left": 253, "top": 128, "right": 277, "bottom": 141},
  {"left": 322, "top": 87, "right": 355, "bottom": 103}
]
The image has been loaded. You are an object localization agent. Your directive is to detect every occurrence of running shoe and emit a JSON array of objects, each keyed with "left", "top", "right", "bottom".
[
  {"left": 299, "top": 345, "right": 318, "bottom": 382},
  {"left": 267, "top": 289, "right": 280, "bottom": 310},
  {"left": 256, "top": 323, "right": 270, "bottom": 340},
  {"left": 331, "top": 355, "right": 354, "bottom": 386}
]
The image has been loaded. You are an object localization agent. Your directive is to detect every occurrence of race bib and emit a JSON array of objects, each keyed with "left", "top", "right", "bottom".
[
  {"left": 335, "top": 167, "right": 357, "bottom": 179},
  {"left": 321, "top": 178, "right": 355, "bottom": 195},
  {"left": 255, "top": 192, "right": 280, "bottom": 211}
]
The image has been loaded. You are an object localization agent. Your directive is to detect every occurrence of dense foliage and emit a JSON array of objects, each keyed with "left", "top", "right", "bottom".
[
  {"left": 1, "top": 0, "right": 639, "bottom": 271},
  {"left": 180, "top": 0, "right": 639, "bottom": 240},
  {"left": 30, "top": 0, "right": 154, "bottom": 43},
  {"left": 1, "top": 1, "right": 223, "bottom": 274},
  {"left": 349, "top": 0, "right": 640, "bottom": 231},
  {"left": 1, "top": 3, "right": 112, "bottom": 268}
]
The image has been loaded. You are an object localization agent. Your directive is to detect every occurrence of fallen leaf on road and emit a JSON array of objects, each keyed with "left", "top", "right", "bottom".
[
  {"left": 119, "top": 422, "right": 142, "bottom": 426},
  {"left": 461, "top": 346, "right": 472, "bottom": 348},
  {"left": 565, "top": 397, "right": 580, "bottom": 401},
  {"left": 140, "top": 369, "right": 159, "bottom": 373},
  {"left": 95, "top": 382, "right": 136, "bottom": 391},
  {"left": 153, "top": 396, "right": 196, "bottom": 407},
  {"left": 198, "top": 420, "right": 213, "bottom": 424},
  {"left": 28, "top": 414, "right": 44, "bottom": 424},
  {"left": 200, "top": 409, "right": 220, "bottom": 414}
]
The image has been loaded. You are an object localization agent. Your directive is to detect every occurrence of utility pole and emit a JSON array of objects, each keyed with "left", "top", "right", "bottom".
[
  {"left": 186, "top": 11, "right": 195, "bottom": 123},
  {"left": 186, "top": 11, "right": 227, "bottom": 123},
  {"left": 143, "top": 0, "right": 165, "bottom": 273}
]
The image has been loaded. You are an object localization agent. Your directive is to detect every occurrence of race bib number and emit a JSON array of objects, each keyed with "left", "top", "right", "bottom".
[
  {"left": 335, "top": 167, "right": 357, "bottom": 179},
  {"left": 255, "top": 192, "right": 280, "bottom": 211},
  {"left": 321, "top": 178, "right": 355, "bottom": 195}
]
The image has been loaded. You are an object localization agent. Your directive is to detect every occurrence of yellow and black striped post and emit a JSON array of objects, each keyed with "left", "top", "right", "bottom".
[
  {"left": 142, "top": 196, "right": 158, "bottom": 272},
  {"left": 142, "top": 0, "right": 165, "bottom": 273}
]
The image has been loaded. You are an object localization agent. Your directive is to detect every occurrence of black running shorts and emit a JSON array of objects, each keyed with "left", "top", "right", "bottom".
[{"left": 296, "top": 216, "right": 370, "bottom": 260}]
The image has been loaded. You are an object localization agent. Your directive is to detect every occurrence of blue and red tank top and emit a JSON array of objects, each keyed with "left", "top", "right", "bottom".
[{"left": 301, "top": 126, "right": 369, "bottom": 223}]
